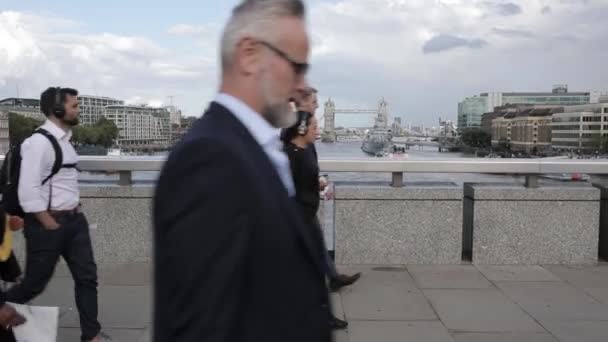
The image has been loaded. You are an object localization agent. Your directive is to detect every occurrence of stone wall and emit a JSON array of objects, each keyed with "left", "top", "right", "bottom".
[
  {"left": 10, "top": 183, "right": 604, "bottom": 266},
  {"left": 465, "top": 184, "right": 600, "bottom": 265},
  {"left": 12, "top": 187, "right": 154, "bottom": 264},
  {"left": 334, "top": 182, "right": 463, "bottom": 265}
]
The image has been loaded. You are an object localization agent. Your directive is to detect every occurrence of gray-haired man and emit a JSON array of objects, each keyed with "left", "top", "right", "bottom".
[{"left": 153, "top": 1, "right": 331, "bottom": 341}]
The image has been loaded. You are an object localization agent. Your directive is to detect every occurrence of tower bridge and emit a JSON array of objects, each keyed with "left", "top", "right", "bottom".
[{"left": 322, "top": 98, "right": 389, "bottom": 142}]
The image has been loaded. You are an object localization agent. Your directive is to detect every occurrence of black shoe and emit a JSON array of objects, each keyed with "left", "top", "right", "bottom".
[
  {"left": 329, "top": 315, "right": 348, "bottom": 330},
  {"left": 329, "top": 272, "right": 361, "bottom": 292}
]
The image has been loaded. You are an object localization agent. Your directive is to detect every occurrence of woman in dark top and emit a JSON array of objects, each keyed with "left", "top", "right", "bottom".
[{"left": 282, "top": 110, "right": 360, "bottom": 330}]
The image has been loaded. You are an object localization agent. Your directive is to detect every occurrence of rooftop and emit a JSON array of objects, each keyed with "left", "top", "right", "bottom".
[
  {"left": 78, "top": 95, "right": 123, "bottom": 101},
  {"left": 0, "top": 97, "right": 40, "bottom": 107},
  {"left": 484, "top": 107, "right": 563, "bottom": 120},
  {"left": 504, "top": 108, "right": 559, "bottom": 119}
]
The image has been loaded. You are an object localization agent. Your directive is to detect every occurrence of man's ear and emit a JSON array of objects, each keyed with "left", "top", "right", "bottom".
[{"left": 235, "top": 37, "right": 262, "bottom": 76}]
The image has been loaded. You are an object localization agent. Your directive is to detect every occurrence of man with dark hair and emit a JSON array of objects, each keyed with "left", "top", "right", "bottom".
[{"left": 7, "top": 87, "right": 110, "bottom": 342}]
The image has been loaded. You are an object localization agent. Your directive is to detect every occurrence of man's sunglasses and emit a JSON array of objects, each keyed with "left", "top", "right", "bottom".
[{"left": 258, "top": 41, "right": 309, "bottom": 76}]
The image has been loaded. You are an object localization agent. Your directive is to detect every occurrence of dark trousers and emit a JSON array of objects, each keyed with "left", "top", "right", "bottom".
[
  {"left": 311, "top": 217, "right": 338, "bottom": 279},
  {"left": 7, "top": 212, "right": 100, "bottom": 341},
  {"left": 0, "top": 328, "right": 16, "bottom": 342}
]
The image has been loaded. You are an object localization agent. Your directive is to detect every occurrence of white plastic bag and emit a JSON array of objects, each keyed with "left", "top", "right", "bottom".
[{"left": 7, "top": 302, "right": 58, "bottom": 342}]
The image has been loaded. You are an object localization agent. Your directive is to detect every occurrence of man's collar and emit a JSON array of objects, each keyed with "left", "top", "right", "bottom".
[
  {"left": 214, "top": 93, "right": 278, "bottom": 146},
  {"left": 42, "top": 119, "right": 72, "bottom": 140}
]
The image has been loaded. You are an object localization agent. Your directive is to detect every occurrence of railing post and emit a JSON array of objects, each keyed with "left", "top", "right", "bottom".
[
  {"left": 525, "top": 175, "right": 539, "bottom": 188},
  {"left": 391, "top": 172, "right": 404, "bottom": 188},
  {"left": 593, "top": 175, "right": 608, "bottom": 187},
  {"left": 118, "top": 171, "right": 133, "bottom": 186}
]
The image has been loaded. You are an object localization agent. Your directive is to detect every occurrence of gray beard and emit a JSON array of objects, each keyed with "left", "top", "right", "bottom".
[{"left": 264, "top": 106, "right": 297, "bottom": 128}]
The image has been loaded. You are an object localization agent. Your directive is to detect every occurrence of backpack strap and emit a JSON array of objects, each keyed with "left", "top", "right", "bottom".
[
  {"left": 34, "top": 129, "right": 63, "bottom": 186},
  {"left": 34, "top": 128, "right": 64, "bottom": 211}
]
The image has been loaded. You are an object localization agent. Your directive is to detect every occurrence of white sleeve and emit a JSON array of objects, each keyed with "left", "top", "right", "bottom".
[{"left": 18, "top": 135, "right": 54, "bottom": 213}]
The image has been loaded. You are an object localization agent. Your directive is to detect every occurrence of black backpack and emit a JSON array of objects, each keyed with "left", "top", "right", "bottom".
[{"left": 0, "top": 128, "right": 68, "bottom": 218}]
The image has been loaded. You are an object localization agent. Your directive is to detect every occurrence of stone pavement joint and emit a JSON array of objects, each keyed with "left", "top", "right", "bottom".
[{"left": 27, "top": 263, "right": 608, "bottom": 342}]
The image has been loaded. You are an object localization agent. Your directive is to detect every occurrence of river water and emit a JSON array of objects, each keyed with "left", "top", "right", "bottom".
[{"left": 80, "top": 141, "right": 601, "bottom": 187}]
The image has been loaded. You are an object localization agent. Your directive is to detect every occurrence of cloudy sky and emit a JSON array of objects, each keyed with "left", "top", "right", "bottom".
[{"left": 1, "top": 0, "right": 607, "bottom": 127}]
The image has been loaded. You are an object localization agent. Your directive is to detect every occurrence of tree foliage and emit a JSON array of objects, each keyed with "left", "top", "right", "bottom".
[
  {"left": 460, "top": 128, "right": 491, "bottom": 148},
  {"left": 8, "top": 113, "right": 43, "bottom": 146},
  {"left": 72, "top": 117, "right": 119, "bottom": 147},
  {"left": 496, "top": 138, "right": 511, "bottom": 152},
  {"left": 9, "top": 113, "right": 119, "bottom": 147}
]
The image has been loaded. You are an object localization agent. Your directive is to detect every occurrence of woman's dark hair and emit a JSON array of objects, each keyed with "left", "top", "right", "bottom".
[{"left": 281, "top": 110, "right": 313, "bottom": 143}]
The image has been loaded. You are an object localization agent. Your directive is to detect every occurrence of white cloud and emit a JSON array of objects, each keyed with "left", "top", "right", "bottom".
[
  {"left": 124, "top": 96, "right": 165, "bottom": 107},
  {"left": 168, "top": 24, "right": 213, "bottom": 36},
  {"left": 306, "top": 0, "right": 608, "bottom": 126},
  {"left": 149, "top": 62, "right": 203, "bottom": 79},
  {"left": 422, "top": 34, "right": 488, "bottom": 54},
  {"left": 0, "top": 12, "right": 46, "bottom": 76},
  {"left": 2, "top": 1, "right": 608, "bottom": 125},
  {"left": 0, "top": 11, "right": 217, "bottom": 116}
]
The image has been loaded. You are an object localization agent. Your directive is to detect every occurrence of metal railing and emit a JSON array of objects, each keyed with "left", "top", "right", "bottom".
[
  {"left": 2, "top": 155, "right": 605, "bottom": 187},
  {"left": 65, "top": 156, "right": 608, "bottom": 187}
]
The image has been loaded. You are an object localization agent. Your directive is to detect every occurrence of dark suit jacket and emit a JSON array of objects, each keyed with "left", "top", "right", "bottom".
[{"left": 153, "top": 102, "right": 331, "bottom": 342}]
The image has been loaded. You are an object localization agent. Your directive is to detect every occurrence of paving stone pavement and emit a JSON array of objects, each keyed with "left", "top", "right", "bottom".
[{"left": 19, "top": 262, "right": 608, "bottom": 341}]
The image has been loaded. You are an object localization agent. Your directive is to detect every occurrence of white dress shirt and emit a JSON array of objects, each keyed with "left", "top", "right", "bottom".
[
  {"left": 214, "top": 93, "right": 296, "bottom": 197},
  {"left": 18, "top": 120, "right": 80, "bottom": 212}
]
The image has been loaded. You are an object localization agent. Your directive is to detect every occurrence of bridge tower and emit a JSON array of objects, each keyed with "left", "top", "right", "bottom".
[
  {"left": 322, "top": 97, "right": 390, "bottom": 142},
  {"left": 322, "top": 98, "right": 337, "bottom": 142},
  {"left": 374, "top": 98, "right": 389, "bottom": 129}
]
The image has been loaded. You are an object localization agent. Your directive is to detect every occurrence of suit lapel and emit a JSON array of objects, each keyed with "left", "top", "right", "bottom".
[{"left": 206, "top": 104, "right": 326, "bottom": 276}]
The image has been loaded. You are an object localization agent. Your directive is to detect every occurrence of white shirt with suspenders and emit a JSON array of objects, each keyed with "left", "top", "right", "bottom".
[{"left": 17, "top": 120, "right": 80, "bottom": 213}]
